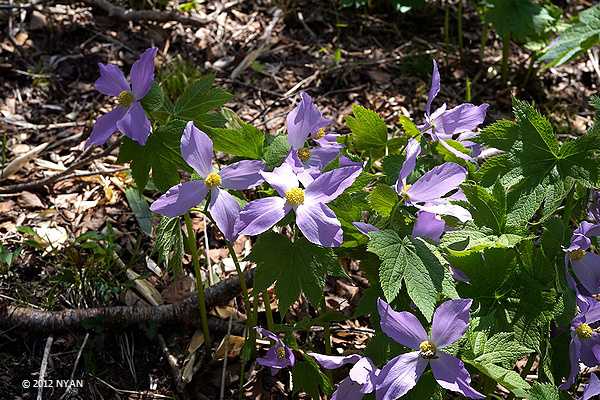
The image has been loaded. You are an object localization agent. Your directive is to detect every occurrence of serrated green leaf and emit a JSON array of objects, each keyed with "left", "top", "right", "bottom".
[
  {"left": 367, "top": 184, "right": 397, "bottom": 217},
  {"left": 141, "top": 82, "right": 164, "bottom": 113},
  {"left": 248, "top": 232, "right": 338, "bottom": 314},
  {"left": 124, "top": 188, "right": 153, "bottom": 236},
  {"left": 346, "top": 104, "right": 388, "bottom": 157},
  {"left": 462, "top": 183, "right": 506, "bottom": 234},
  {"left": 468, "top": 361, "right": 530, "bottom": 397},
  {"left": 154, "top": 216, "right": 184, "bottom": 274},
  {"left": 476, "top": 120, "right": 519, "bottom": 151},
  {"left": 368, "top": 231, "right": 444, "bottom": 321},
  {"left": 484, "top": 0, "right": 558, "bottom": 42},
  {"left": 292, "top": 359, "right": 332, "bottom": 398},
  {"left": 209, "top": 122, "right": 265, "bottom": 159},
  {"left": 529, "top": 383, "right": 567, "bottom": 400},
  {"left": 541, "top": 5, "right": 600, "bottom": 67},
  {"left": 263, "top": 134, "right": 291, "bottom": 169},
  {"left": 173, "top": 75, "right": 231, "bottom": 128},
  {"left": 398, "top": 115, "right": 421, "bottom": 138},
  {"left": 474, "top": 332, "right": 532, "bottom": 368}
]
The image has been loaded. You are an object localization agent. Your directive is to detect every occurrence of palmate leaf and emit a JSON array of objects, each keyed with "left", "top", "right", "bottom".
[
  {"left": 367, "top": 230, "right": 451, "bottom": 321},
  {"left": 248, "top": 232, "right": 344, "bottom": 314},
  {"left": 541, "top": 4, "right": 600, "bottom": 67},
  {"left": 172, "top": 74, "right": 231, "bottom": 129},
  {"left": 209, "top": 122, "right": 265, "bottom": 159},
  {"left": 461, "top": 182, "right": 506, "bottom": 234},
  {"left": 292, "top": 359, "right": 332, "bottom": 399},
  {"left": 529, "top": 383, "right": 569, "bottom": 400},
  {"left": 346, "top": 104, "right": 388, "bottom": 158},
  {"left": 153, "top": 216, "right": 184, "bottom": 274}
]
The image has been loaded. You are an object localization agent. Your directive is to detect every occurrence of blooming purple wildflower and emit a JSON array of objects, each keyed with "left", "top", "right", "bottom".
[
  {"left": 256, "top": 327, "right": 295, "bottom": 375},
  {"left": 560, "top": 302, "right": 600, "bottom": 389},
  {"left": 87, "top": 47, "right": 158, "bottom": 147},
  {"left": 582, "top": 373, "right": 600, "bottom": 400},
  {"left": 352, "top": 222, "right": 380, "bottom": 235},
  {"left": 286, "top": 91, "right": 332, "bottom": 151},
  {"left": 394, "top": 139, "right": 471, "bottom": 222},
  {"left": 564, "top": 222, "right": 600, "bottom": 295},
  {"left": 412, "top": 211, "right": 446, "bottom": 243},
  {"left": 236, "top": 162, "right": 361, "bottom": 247},
  {"left": 310, "top": 353, "right": 378, "bottom": 400},
  {"left": 420, "top": 60, "right": 488, "bottom": 161},
  {"left": 149, "top": 122, "right": 265, "bottom": 241},
  {"left": 376, "top": 298, "right": 485, "bottom": 399}
]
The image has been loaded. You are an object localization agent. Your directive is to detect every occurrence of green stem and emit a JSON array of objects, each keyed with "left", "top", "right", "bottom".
[
  {"left": 184, "top": 213, "right": 211, "bottom": 345},
  {"left": 263, "top": 290, "right": 275, "bottom": 331},
  {"left": 501, "top": 33, "right": 511, "bottom": 85},
  {"left": 466, "top": 78, "right": 472, "bottom": 102},
  {"left": 480, "top": 22, "right": 489, "bottom": 62},
  {"left": 226, "top": 242, "right": 252, "bottom": 318}
]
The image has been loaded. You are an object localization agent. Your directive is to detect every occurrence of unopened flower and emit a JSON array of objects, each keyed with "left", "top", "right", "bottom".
[
  {"left": 560, "top": 302, "right": 600, "bottom": 390},
  {"left": 87, "top": 47, "right": 158, "bottom": 147},
  {"left": 236, "top": 163, "right": 361, "bottom": 247},
  {"left": 376, "top": 298, "right": 484, "bottom": 399},
  {"left": 310, "top": 353, "right": 378, "bottom": 400},
  {"left": 420, "top": 60, "right": 488, "bottom": 161},
  {"left": 256, "top": 327, "right": 295, "bottom": 375},
  {"left": 150, "top": 122, "right": 265, "bottom": 241}
]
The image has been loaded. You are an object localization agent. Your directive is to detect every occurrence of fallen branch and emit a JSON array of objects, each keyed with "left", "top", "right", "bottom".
[
  {"left": 0, "top": 141, "right": 118, "bottom": 194},
  {"left": 0, "top": 269, "right": 254, "bottom": 333},
  {"left": 81, "top": 0, "right": 211, "bottom": 27}
]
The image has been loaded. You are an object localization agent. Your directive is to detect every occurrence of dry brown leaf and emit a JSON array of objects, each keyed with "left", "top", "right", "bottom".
[
  {"left": 161, "top": 275, "right": 195, "bottom": 304},
  {"left": 214, "top": 335, "right": 245, "bottom": 360},
  {"left": 18, "top": 191, "right": 44, "bottom": 209},
  {"left": 126, "top": 269, "right": 163, "bottom": 306},
  {"left": 0, "top": 200, "right": 15, "bottom": 213},
  {"left": 187, "top": 329, "right": 205, "bottom": 354},
  {"left": 14, "top": 32, "right": 28, "bottom": 46},
  {"left": 1, "top": 143, "right": 48, "bottom": 180}
]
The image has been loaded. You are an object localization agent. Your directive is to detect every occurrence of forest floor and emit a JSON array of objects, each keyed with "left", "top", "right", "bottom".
[{"left": 0, "top": 0, "right": 598, "bottom": 399}]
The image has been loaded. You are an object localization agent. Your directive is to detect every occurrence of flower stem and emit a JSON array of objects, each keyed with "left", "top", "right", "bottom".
[
  {"left": 225, "top": 242, "right": 252, "bottom": 318},
  {"left": 501, "top": 33, "right": 511, "bottom": 85},
  {"left": 184, "top": 212, "right": 211, "bottom": 346},
  {"left": 263, "top": 289, "right": 275, "bottom": 331}
]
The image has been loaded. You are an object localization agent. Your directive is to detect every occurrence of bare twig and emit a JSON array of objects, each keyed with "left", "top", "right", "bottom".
[
  {"left": 0, "top": 142, "right": 118, "bottom": 194},
  {"left": 59, "top": 333, "right": 89, "bottom": 400},
  {"left": 82, "top": 0, "right": 212, "bottom": 27},
  {"left": 37, "top": 336, "right": 54, "bottom": 400}
]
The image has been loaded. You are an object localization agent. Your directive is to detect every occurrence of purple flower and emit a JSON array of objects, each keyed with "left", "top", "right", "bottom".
[
  {"left": 310, "top": 353, "right": 378, "bottom": 400},
  {"left": 560, "top": 302, "right": 600, "bottom": 390},
  {"left": 87, "top": 47, "right": 158, "bottom": 148},
  {"left": 285, "top": 146, "right": 341, "bottom": 187},
  {"left": 589, "top": 190, "right": 600, "bottom": 223},
  {"left": 286, "top": 91, "right": 332, "bottom": 151},
  {"left": 394, "top": 141, "right": 471, "bottom": 222},
  {"left": 582, "top": 373, "right": 600, "bottom": 400},
  {"left": 421, "top": 60, "right": 488, "bottom": 161},
  {"left": 412, "top": 211, "right": 445, "bottom": 243},
  {"left": 236, "top": 163, "right": 361, "bottom": 247},
  {"left": 376, "top": 298, "right": 485, "bottom": 399},
  {"left": 564, "top": 222, "right": 600, "bottom": 295},
  {"left": 353, "top": 222, "right": 380, "bottom": 235},
  {"left": 256, "top": 327, "right": 295, "bottom": 375},
  {"left": 149, "top": 122, "right": 265, "bottom": 241}
]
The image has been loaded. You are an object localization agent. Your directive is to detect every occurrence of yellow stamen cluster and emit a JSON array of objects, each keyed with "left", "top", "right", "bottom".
[
  {"left": 285, "top": 187, "right": 305, "bottom": 206},
  {"left": 315, "top": 128, "right": 326, "bottom": 140},
  {"left": 204, "top": 172, "right": 221, "bottom": 188},
  {"left": 298, "top": 147, "right": 311, "bottom": 162},
  {"left": 276, "top": 347, "right": 286, "bottom": 360},
  {"left": 576, "top": 323, "right": 594, "bottom": 339},
  {"left": 419, "top": 340, "right": 437, "bottom": 359},
  {"left": 117, "top": 90, "right": 134, "bottom": 107},
  {"left": 570, "top": 249, "right": 586, "bottom": 261},
  {"left": 400, "top": 184, "right": 412, "bottom": 201}
]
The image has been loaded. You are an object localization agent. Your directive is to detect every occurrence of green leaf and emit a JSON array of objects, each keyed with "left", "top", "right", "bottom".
[
  {"left": 346, "top": 104, "right": 388, "bottom": 157},
  {"left": 124, "top": 188, "right": 153, "bottom": 236},
  {"left": 468, "top": 361, "right": 530, "bottom": 398},
  {"left": 118, "top": 120, "right": 189, "bottom": 191},
  {"left": 248, "top": 232, "right": 339, "bottom": 314},
  {"left": 474, "top": 332, "right": 532, "bottom": 368},
  {"left": 154, "top": 216, "right": 184, "bottom": 274},
  {"left": 292, "top": 359, "right": 332, "bottom": 398},
  {"left": 367, "top": 184, "right": 397, "bottom": 217},
  {"left": 172, "top": 75, "right": 231, "bottom": 128},
  {"left": 398, "top": 115, "right": 421, "bottom": 138},
  {"left": 461, "top": 183, "right": 506, "bottom": 234},
  {"left": 209, "top": 122, "right": 265, "bottom": 159},
  {"left": 263, "top": 134, "right": 291, "bottom": 169},
  {"left": 529, "top": 383, "right": 567, "bottom": 400},
  {"left": 541, "top": 5, "right": 600, "bottom": 67},
  {"left": 476, "top": 120, "right": 520, "bottom": 151},
  {"left": 484, "top": 0, "right": 558, "bottom": 42},
  {"left": 141, "top": 82, "right": 164, "bottom": 113},
  {"left": 368, "top": 230, "right": 445, "bottom": 321}
]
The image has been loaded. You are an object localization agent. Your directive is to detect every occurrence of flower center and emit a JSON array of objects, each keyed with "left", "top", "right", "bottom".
[
  {"left": 117, "top": 90, "right": 134, "bottom": 107},
  {"left": 285, "top": 187, "right": 304, "bottom": 206},
  {"left": 314, "top": 128, "right": 326, "bottom": 140},
  {"left": 204, "top": 172, "right": 221, "bottom": 188},
  {"left": 576, "top": 323, "right": 594, "bottom": 339},
  {"left": 570, "top": 249, "right": 586, "bottom": 261},
  {"left": 297, "top": 148, "right": 311, "bottom": 162},
  {"left": 400, "top": 183, "right": 412, "bottom": 201},
  {"left": 419, "top": 340, "right": 437, "bottom": 359},
  {"left": 276, "top": 347, "right": 286, "bottom": 360}
]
